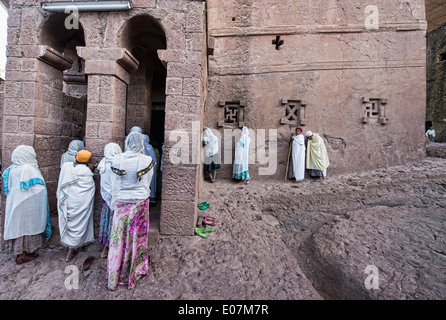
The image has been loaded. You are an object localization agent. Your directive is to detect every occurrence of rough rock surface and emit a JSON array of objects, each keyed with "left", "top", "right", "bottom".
[{"left": 1, "top": 157, "right": 446, "bottom": 300}]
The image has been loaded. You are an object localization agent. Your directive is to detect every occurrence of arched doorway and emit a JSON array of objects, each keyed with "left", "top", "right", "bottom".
[{"left": 118, "top": 14, "right": 167, "bottom": 224}]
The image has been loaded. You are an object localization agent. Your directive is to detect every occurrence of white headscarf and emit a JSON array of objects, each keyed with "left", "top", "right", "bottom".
[
  {"left": 203, "top": 128, "right": 219, "bottom": 157},
  {"left": 97, "top": 143, "right": 122, "bottom": 208},
  {"left": 110, "top": 132, "right": 155, "bottom": 208},
  {"left": 97, "top": 143, "right": 122, "bottom": 174},
  {"left": 61, "top": 140, "right": 85, "bottom": 167},
  {"left": 3, "top": 145, "right": 51, "bottom": 240}
]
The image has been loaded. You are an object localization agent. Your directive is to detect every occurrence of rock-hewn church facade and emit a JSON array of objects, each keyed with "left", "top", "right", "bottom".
[{"left": 0, "top": 0, "right": 427, "bottom": 248}]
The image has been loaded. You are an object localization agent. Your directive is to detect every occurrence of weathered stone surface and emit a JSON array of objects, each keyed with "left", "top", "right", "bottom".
[
  {"left": 205, "top": 0, "right": 426, "bottom": 180},
  {"left": 1, "top": 158, "right": 445, "bottom": 300},
  {"left": 427, "top": 23, "right": 446, "bottom": 142}
]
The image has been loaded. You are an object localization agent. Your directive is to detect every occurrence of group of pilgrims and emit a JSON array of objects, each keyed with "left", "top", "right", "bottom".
[
  {"left": 1, "top": 124, "right": 328, "bottom": 291},
  {"left": 202, "top": 126, "right": 330, "bottom": 184},
  {"left": 2, "top": 126, "right": 161, "bottom": 290}
]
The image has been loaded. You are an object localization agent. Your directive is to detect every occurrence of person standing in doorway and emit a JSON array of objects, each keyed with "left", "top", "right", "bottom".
[{"left": 426, "top": 126, "right": 436, "bottom": 142}]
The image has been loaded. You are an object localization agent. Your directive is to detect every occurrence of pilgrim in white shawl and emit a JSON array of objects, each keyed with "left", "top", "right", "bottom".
[
  {"left": 2, "top": 145, "right": 51, "bottom": 265},
  {"left": 289, "top": 127, "right": 306, "bottom": 182},
  {"left": 233, "top": 126, "right": 251, "bottom": 185},
  {"left": 60, "top": 140, "right": 85, "bottom": 168},
  {"left": 203, "top": 128, "right": 221, "bottom": 183},
  {"left": 97, "top": 143, "right": 122, "bottom": 258},
  {"left": 107, "top": 131, "right": 155, "bottom": 290},
  {"left": 306, "top": 131, "right": 329, "bottom": 180},
  {"left": 57, "top": 149, "right": 96, "bottom": 262},
  {"left": 125, "top": 126, "right": 158, "bottom": 204}
]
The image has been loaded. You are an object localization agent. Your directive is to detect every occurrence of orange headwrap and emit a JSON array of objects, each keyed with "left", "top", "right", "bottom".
[{"left": 75, "top": 150, "right": 92, "bottom": 163}]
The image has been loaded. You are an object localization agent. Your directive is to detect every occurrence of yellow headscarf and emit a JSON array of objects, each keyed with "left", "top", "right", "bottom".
[{"left": 75, "top": 150, "right": 92, "bottom": 163}]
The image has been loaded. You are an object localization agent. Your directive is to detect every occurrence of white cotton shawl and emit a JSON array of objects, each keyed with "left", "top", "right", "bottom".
[
  {"left": 203, "top": 128, "right": 219, "bottom": 157},
  {"left": 3, "top": 146, "right": 49, "bottom": 241},
  {"left": 233, "top": 126, "right": 251, "bottom": 175},
  {"left": 110, "top": 132, "right": 154, "bottom": 209},
  {"left": 291, "top": 134, "right": 306, "bottom": 181},
  {"left": 97, "top": 143, "right": 122, "bottom": 208},
  {"left": 60, "top": 140, "right": 85, "bottom": 168},
  {"left": 57, "top": 162, "right": 95, "bottom": 248}
]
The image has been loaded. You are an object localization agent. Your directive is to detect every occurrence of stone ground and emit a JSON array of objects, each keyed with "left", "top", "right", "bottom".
[{"left": 0, "top": 149, "right": 446, "bottom": 300}]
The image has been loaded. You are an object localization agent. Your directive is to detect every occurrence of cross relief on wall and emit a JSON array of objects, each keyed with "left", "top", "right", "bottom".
[
  {"left": 217, "top": 100, "right": 245, "bottom": 128},
  {"left": 280, "top": 99, "right": 307, "bottom": 126}
]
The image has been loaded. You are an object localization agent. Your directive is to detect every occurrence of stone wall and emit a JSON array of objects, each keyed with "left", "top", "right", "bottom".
[
  {"left": 205, "top": 0, "right": 427, "bottom": 180},
  {"left": 427, "top": 22, "right": 446, "bottom": 142},
  {"left": 0, "top": 78, "right": 3, "bottom": 249},
  {"left": 0, "top": 0, "right": 207, "bottom": 248}
]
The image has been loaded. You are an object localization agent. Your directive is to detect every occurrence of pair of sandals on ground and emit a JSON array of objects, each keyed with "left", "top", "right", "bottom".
[{"left": 195, "top": 202, "right": 216, "bottom": 238}]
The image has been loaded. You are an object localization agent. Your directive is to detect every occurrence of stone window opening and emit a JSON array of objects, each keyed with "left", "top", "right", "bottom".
[
  {"left": 438, "top": 51, "right": 446, "bottom": 62},
  {"left": 280, "top": 99, "right": 307, "bottom": 126},
  {"left": 362, "top": 97, "right": 388, "bottom": 124},
  {"left": 217, "top": 100, "right": 245, "bottom": 128}
]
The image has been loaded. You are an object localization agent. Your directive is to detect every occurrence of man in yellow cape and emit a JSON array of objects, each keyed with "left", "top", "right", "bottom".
[{"left": 305, "top": 131, "right": 329, "bottom": 179}]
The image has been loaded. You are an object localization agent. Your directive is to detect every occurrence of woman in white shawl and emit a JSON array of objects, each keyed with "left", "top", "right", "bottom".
[
  {"left": 97, "top": 143, "right": 122, "bottom": 258},
  {"left": 233, "top": 126, "right": 251, "bottom": 184},
  {"left": 57, "top": 149, "right": 96, "bottom": 262},
  {"left": 2, "top": 145, "right": 51, "bottom": 264},
  {"left": 203, "top": 128, "right": 221, "bottom": 183},
  {"left": 107, "top": 131, "right": 155, "bottom": 290},
  {"left": 60, "top": 140, "right": 85, "bottom": 168},
  {"left": 125, "top": 126, "right": 157, "bottom": 204},
  {"left": 289, "top": 127, "right": 306, "bottom": 182}
]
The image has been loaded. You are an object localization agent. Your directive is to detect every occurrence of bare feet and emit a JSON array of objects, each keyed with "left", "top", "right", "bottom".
[
  {"left": 66, "top": 248, "right": 78, "bottom": 262},
  {"left": 101, "top": 246, "right": 108, "bottom": 258}
]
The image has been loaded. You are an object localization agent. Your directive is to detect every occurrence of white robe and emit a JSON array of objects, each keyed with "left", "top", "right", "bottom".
[
  {"left": 57, "top": 162, "right": 95, "bottom": 248},
  {"left": 233, "top": 127, "right": 251, "bottom": 177},
  {"left": 3, "top": 146, "right": 49, "bottom": 241},
  {"left": 290, "top": 134, "right": 306, "bottom": 181},
  {"left": 97, "top": 143, "right": 122, "bottom": 208}
]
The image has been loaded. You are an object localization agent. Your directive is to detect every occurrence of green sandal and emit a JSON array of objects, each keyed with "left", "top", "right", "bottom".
[
  {"left": 197, "top": 202, "right": 210, "bottom": 210},
  {"left": 194, "top": 227, "right": 213, "bottom": 238}
]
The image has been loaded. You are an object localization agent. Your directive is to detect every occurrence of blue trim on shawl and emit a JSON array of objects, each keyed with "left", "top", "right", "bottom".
[
  {"left": 20, "top": 177, "right": 46, "bottom": 190},
  {"left": 2, "top": 166, "right": 11, "bottom": 195},
  {"left": 44, "top": 201, "right": 52, "bottom": 240}
]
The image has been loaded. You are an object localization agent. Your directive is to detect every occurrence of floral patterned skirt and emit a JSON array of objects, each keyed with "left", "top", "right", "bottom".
[{"left": 106, "top": 198, "right": 150, "bottom": 290}]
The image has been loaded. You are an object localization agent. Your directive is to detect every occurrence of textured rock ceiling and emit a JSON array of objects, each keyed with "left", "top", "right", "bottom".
[{"left": 426, "top": 0, "right": 446, "bottom": 32}]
